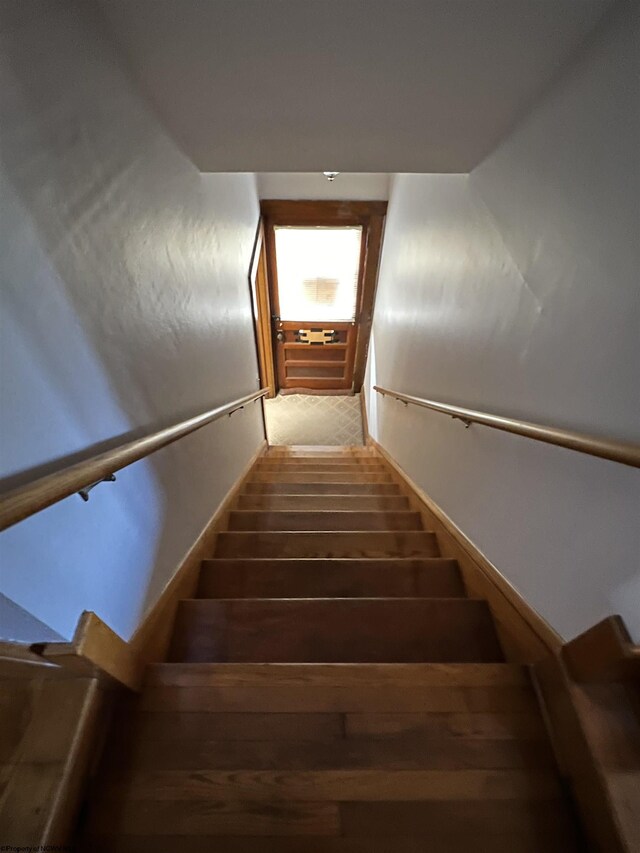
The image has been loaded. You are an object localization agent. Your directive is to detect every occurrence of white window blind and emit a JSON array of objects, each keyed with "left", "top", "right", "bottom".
[{"left": 274, "top": 226, "right": 362, "bottom": 321}]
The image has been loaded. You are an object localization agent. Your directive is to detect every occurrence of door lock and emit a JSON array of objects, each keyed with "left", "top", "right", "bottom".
[{"left": 276, "top": 331, "right": 285, "bottom": 342}]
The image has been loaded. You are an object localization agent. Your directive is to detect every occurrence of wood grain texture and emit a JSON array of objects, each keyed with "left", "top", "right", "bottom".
[
  {"left": 102, "top": 734, "right": 554, "bottom": 775},
  {"left": 168, "top": 598, "right": 504, "bottom": 663},
  {"left": 352, "top": 214, "right": 385, "bottom": 390},
  {"left": 265, "top": 446, "right": 375, "bottom": 456},
  {"left": 534, "top": 653, "right": 640, "bottom": 853},
  {"left": 236, "top": 494, "right": 410, "bottom": 510},
  {"left": 42, "top": 611, "right": 143, "bottom": 690},
  {"left": 0, "top": 676, "right": 105, "bottom": 845},
  {"left": 85, "top": 832, "right": 576, "bottom": 853},
  {"left": 94, "top": 767, "right": 562, "bottom": 803},
  {"left": 227, "top": 510, "right": 423, "bottom": 531},
  {"left": 248, "top": 220, "right": 277, "bottom": 397},
  {"left": 197, "top": 557, "right": 465, "bottom": 599},
  {"left": 260, "top": 455, "right": 382, "bottom": 465},
  {"left": 215, "top": 530, "right": 439, "bottom": 558},
  {"left": 89, "top": 798, "right": 339, "bottom": 836},
  {"left": 144, "top": 662, "right": 531, "bottom": 689},
  {"left": 255, "top": 462, "right": 387, "bottom": 472},
  {"left": 561, "top": 616, "right": 640, "bottom": 682},
  {"left": 249, "top": 471, "right": 393, "bottom": 483},
  {"left": 0, "top": 643, "right": 65, "bottom": 679},
  {"left": 244, "top": 481, "right": 401, "bottom": 495},
  {"left": 79, "top": 443, "right": 586, "bottom": 850}
]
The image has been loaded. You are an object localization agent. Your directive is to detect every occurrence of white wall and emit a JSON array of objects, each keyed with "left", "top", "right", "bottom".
[
  {"left": 368, "top": 3, "right": 640, "bottom": 642},
  {"left": 258, "top": 173, "right": 390, "bottom": 200},
  {"left": 0, "top": 594, "right": 64, "bottom": 642},
  {"left": 99, "top": 0, "right": 611, "bottom": 173},
  {"left": 0, "top": 2, "right": 263, "bottom": 641}
]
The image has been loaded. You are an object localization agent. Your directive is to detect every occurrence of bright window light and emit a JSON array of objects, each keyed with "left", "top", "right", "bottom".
[{"left": 274, "top": 226, "right": 362, "bottom": 321}]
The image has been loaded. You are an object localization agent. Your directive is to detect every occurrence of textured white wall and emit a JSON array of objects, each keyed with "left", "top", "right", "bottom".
[
  {"left": 258, "top": 173, "right": 390, "bottom": 200},
  {"left": 368, "top": 4, "right": 640, "bottom": 641},
  {"left": 0, "top": 2, "right": 263, "bottom": 640},
  {"left": 99, "top": 0, "right": 612, "bottom": 172},
  {"left": 0, "top": 594, "right": 64, "bottom": 642}
]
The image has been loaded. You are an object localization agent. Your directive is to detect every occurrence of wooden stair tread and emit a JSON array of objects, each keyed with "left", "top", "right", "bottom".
[
  {"left": 92, "top": 769, "right": 565, "bottom": 803},
  {"left": 198, "top": 557, "right": 464, "bottom": 598},
  {"left": 86, "top": 831, "right": 579, "bottom": 853},
  {"left": 144, "top": 662, "right": 531, "bottom": 687},
  {"left": 236, "top": 494, "right": 411, "bottom": 510},
  {"left": 244, "top": 482, "right": 402, "bottom": 495},
  {"left": 266, "top": 446, "right": 373, "bottom": 454},
  {"left": 256, "top": 462, "right": 388, "bottom": 470},
  {"left": 102, "top": 735, "right": 556, "bottom": 773},
  {"left": 215, "top": 530, "right": 440, "bottom": 558},
  {"left": 250, "top": 472, "right": 394, "bottom": 483},
  {"left": 112, "top": 709, "right": 548, "bottom": 743},
  {"left": 259, "top": 458, "right": 384, "bottom": 466},
  {"left": 168, "top": 598, "right": 504, "bottom": 663},
  {"left": 80, "top": 445, "right": 584, "bottom": 852},
  {"left": 227, "top": 510, "right": 423, "bottom": 531}
]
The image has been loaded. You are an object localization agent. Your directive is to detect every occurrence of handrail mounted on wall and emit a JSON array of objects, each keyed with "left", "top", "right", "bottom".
[
  {"left": 374, "top": 386, "right": 640, "bottom": 468},
  {"left": 0, "top": 389, "right": 268, "bottom": 531}
]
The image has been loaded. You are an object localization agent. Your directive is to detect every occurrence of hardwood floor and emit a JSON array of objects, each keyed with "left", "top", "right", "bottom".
[{"left": 80, "top": 445, "right": 585, "bottom": 851}]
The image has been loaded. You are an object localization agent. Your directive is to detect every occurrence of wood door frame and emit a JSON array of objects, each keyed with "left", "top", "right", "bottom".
[
  {"left": 248, "top": 219, "right": 277, "bottom": 398},
  {"left": 260, "top": 200, "right": 387, "bottom": 393}
]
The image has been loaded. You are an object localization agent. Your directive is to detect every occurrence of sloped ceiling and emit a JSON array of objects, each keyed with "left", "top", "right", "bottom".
[{"left": 99, "top": 0, "right": 613, "bottom": 173}]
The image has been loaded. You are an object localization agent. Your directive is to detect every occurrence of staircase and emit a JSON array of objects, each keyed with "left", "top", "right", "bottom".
[{"left": 82, "top": 445, "right": 584, "bottom": 851}]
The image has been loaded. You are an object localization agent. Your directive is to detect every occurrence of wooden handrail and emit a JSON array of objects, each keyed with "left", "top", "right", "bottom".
[
  {"left": 0, "top": 389, "right": 268, "bottom": 531},
  {"left": 374, "top": 386, "right": 640, "bottom": 468}
]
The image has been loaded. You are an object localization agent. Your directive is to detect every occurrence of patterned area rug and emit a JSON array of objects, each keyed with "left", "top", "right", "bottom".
[{"left": 264, "top": 394, "right": 364, "bottom": 446}]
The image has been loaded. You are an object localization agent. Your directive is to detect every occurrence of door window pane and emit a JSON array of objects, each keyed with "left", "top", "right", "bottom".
[{"left": 275, "top": 226, "right": 362, "bottom": 321}]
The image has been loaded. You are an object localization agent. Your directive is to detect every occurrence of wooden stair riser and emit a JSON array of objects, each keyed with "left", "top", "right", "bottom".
[
  {"left": 215, "top": 531, "right": 439, "bottom": 558},
  {"left": 236, "top": 494, "right": 411, "bottom": 511},
  {"left": 250, "top": 472, "right": 393, "bottom": 483},
  {"left": 243, "top": 482, "right": 402, "bottom": 495},
  {"left": 86, "top": 828, "right": 576, "bottom": 853},
  {"left": 115, "top": 709, "right": 548, "bottom": 744},
  {"left": 141, "top": 683, "right": 540, "bottom": 714},
  {"left": 259, "top": 456, "right": 384, "bottom": 465},
  {"left": 256, "top": 461, "right": 387, "bottom": 471},
  {"left": 104, "top": 733, "right": 556, "bottom": 774},
  {"left": 168, "top": 599, "right": 504, "bottom": 663},
  {"left": 227, "top": 510, "right": 423, "bottom": 532},
  {"left": 197, "top": 558, "right": 465, "bottom": 599},
  {"left": 254, "top": 466, "right": 389, "bottom": 475},
  {"left": 81, "top": 444, "right": 585, "bottom": 853},
  {"left": 266, "top": 447, "right": 374, "bottom": 456},
  {"left": 145, "top": 662, "right": 532, "bottom": 689}
]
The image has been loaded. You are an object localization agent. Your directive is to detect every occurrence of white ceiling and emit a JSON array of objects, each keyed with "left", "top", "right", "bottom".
[{"left": 99, "top": 0, "right": 613, "bottom": 173}]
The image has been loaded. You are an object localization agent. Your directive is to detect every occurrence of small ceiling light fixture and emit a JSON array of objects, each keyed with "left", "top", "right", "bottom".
[{"left": 323, "top": 171, "right": 340, "bottom": 182}]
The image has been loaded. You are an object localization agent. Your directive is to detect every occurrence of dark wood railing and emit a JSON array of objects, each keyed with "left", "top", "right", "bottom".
[
  {"left": 374, "top": 386, "right": 640, "bottom": 468},
  {"left": 0, "top": 389, "right": 268, "bottom": 531}
]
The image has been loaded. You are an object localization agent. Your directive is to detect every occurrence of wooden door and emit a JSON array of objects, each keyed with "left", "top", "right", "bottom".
[
  {"left": 274, "top": 320, "right": 357, "bottom": 392},
  {"left": 261, "top": 201, "right": 387, "bottom": 394},
  {"left": 248, "top": 221, "right": 277, "bottom": 397}
]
